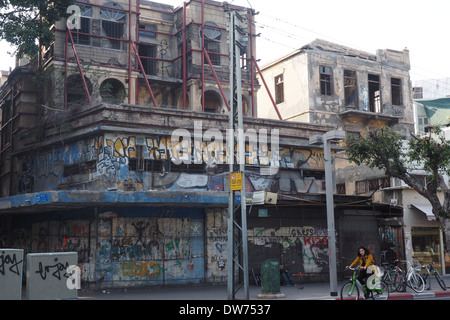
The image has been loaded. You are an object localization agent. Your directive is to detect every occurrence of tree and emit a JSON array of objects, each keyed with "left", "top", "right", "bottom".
[
  {"left": 345, "top": 126, "right": 450, "bottom": 223},
  {"left": 0, "top": 0, "right": 75, "bottom": 59}
]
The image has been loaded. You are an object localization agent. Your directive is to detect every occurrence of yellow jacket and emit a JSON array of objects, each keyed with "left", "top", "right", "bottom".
[{"left": 350, "top": 254, "right": 375, "bottom": 269}]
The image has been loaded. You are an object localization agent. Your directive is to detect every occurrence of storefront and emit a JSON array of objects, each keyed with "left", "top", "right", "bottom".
[
  {"left": 411, "top": 227, "right": 444, "bottom": 270},
  {"left": 403, "top": 194, "right": 446, "bottom": 275}
]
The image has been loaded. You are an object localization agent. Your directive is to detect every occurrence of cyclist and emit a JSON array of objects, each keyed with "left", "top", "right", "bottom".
[{"left": 346, "top": 247, "right": 376, "bottom": 297}]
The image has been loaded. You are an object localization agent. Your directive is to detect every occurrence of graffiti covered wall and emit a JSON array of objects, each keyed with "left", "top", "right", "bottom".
[
  {"left": 21, "top": 133, "right": 325, "bottom": 194},
  {"left": 96, "top": 213, "right": 205, "bottom": 286}
]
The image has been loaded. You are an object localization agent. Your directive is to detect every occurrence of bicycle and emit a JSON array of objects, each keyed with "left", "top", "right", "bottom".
[
  {"left": 340, "top": 267, "right": 389, "bottom": 300},
  {"left": 396, "top": 259, "right": 425, "bottom": 293},
  {"left": 421, "top": 262, "right": 447, "bottom": 291},
  {"left": 381, "top": 260, "right": 404, "bottom": 293}
]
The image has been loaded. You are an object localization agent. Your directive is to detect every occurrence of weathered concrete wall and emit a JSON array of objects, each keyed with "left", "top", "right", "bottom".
[
  {"left": 0, "top": 249, "right": 24, "bottom": 300},
  {"left": 205, "top": 208, "right": 228, "bottom": 283}
]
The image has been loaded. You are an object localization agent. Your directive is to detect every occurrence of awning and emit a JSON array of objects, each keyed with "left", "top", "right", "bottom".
[{"left": 411, "top": 204, "right": 436, "bottom": 221}]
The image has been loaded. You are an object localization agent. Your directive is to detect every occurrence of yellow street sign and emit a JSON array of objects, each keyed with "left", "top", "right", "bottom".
[{"left": 230, "top": 172, "right": 242, "bottom": 191}]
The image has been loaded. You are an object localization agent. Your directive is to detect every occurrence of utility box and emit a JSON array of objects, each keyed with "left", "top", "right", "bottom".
[
  {"left": 0, "top": 249, "right": 24, "bottom": 300},
  {"left": 260, "top": 259, "right": 280, "bottom": 294},
  {"left": 26, "top": 252, "right": 78, "bottom": 300}
]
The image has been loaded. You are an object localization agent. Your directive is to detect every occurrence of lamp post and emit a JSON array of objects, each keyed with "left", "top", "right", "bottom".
[{"left": 309, "top": 130, "right": 345, "bottom": 297}]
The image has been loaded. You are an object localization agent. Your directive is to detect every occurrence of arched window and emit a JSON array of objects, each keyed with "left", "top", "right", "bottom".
[
  {"left": 100, "top": 78, "right": 126, "bottom": 103},
  {"left": 201, "top": 22, "right": 222, "bottom": 66},
  {"left": 100, "top": 2, "right": 126, "bottom": 50},
  {"left": 203, "top": 90, "right": 223, "bottom": 113},
  {"left": 67, "top": 74, "right": 93, "bottom": 105}
]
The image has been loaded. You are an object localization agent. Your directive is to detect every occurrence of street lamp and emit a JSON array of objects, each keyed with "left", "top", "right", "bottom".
[{"left": 309, "top": 130, "right": 345, "bottom": 297}]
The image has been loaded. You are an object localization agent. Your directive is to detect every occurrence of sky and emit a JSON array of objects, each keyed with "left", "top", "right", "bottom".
[{"left": 1, "top": 0, "right": 450, "bottom": 88}]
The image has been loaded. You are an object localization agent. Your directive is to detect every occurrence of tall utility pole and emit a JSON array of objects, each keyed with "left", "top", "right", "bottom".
[{"left": 226, "top": 7, "right": 249, "bottom": 300}]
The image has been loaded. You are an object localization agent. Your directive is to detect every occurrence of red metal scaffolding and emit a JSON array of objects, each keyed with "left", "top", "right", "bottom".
[{"left": 60, "top": 0, "right": 282, "bottom": 119}]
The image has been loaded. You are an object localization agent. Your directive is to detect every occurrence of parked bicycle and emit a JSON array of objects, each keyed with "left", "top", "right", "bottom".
[
  {"left": 421, "top": 262, "right": 447, "bottom": 291},
  {"left": 340, "top": 266, "right": 389, "bottom": 300},
  {"left": 395, "top": 259, "right": 425, "bottom": 293},
  {"left": 381, "top": 260, "right": 404, "bottom": 293}
]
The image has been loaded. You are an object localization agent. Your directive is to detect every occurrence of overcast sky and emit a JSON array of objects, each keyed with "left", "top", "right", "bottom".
[{"left": 1, "top": 0, "right": 449, "bottom": 89}]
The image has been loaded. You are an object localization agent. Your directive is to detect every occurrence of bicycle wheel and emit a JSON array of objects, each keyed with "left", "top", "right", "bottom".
[
  {"left": 393, "top": 270, "right": 405, "bottom": 292},
  {"left": 435, "top": 272, "right": 447, "bottom": 291},
  {"left": 382, "top": 272, "right": 395, "bottom": 293},
  {"left": 408, "top": 272, "right": 425, "bottom": 293},
  {"left": 340, "top": 281, "right": 360, "bottom": 300},
  {"left": 371, "top": 281, "right": 390, "bottom": 300}
]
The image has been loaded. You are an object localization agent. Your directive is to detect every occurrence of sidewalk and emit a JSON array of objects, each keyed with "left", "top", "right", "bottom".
[{"left": 77, "top": 276, "right": 450, "bottom": 300}]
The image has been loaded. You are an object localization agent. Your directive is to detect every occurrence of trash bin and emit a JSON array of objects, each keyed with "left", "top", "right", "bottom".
[{"left": 260, "top": 259, "right": 280, "bottom": 294}]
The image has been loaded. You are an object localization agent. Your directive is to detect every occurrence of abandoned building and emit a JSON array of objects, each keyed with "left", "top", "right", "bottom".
[
  {"left": 0, "top": 1, "right": 404, "bottom": 288},
  {"left": 257, "top": 38, "right": 415, "bottom": 137}
]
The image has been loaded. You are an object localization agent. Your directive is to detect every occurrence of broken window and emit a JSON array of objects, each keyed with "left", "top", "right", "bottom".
[
  {"left": 319, "top": 66, "right": 332, "bottom": 96},
  {"left": 71, "top": 5, "right": 92, "bottom": 45},
  {"left": 202, "top": 22, "right": 222, "bottom": 66},
  {"left": 100, "top": 2, "right": 126, "bottom": 50},
  {"left": 275, "top": 74, "right": 284, "bottom": 104},
  {"left": 139, "top": 44, "right": 157, "bottom": 75},
  {"left": 344, "top": 70, "right": 358, "bottom": 107},
  {"left": 368, "top": 74, "right": 381, "bottom": 113},
  {"left": 391, "top": 77, "right": 402, "bottom": 105}
]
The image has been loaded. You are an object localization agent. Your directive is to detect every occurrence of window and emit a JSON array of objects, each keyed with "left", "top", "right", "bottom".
[
  {"left": 368, "top": 74, "right": 381, "bottom": 113},
  {"left": 355, "top": 180, "right": 367, "bottom": 194},
  {"left": 63, "top": 160, "right": 97, "bottom": 177},
  {"left": 275, "top": 74, "right": 284, "bottom": 104},
  {"left": 344, "top": 70, "right": 358, "bottom": 107},
  {"left": 413, "top": 87, "right": 423, "bottom": 99},
  {"left": 202, "top": 23, "right": 222, "bottom": 66},
  {"left": 71, "top": 5, "right": 92, "bottom": 45},
  {"left": 320, "top": 66, "right": 332, "bottom": 96},
  {"left": 139, "top": 24, "right": 156, "bottom": 39},
  {"left": 139, "top": 44, "right": 157, "bottom": 75},
  {"left": 100, "top": 78, "right": 126, "bottom": 103},
  {"left": 391, "top": 77, "right": 402, "bottom": 105},
  {"left": 100, "top": 2, "right": 126, "bottom": 50},
  {"left": 205, "top": 40, "right": 221, "bottom": 66},
  {"left": 418, "top": 116, "right": 429, "bottom": 133}
]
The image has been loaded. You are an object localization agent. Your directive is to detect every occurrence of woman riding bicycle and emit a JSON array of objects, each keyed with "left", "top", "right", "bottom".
[{"left": 346, "top": 246, "right": 376, "bottom": 287}]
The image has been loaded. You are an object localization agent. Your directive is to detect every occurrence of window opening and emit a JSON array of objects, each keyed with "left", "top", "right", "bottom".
[
  {"left": 100, "top": 2, "right": 126, "bottom": 50},
  {"left": 319, "top": 66, "right": 332, "bottom": 96},
  {"left": 202, "top": 22, "right": 222, "bottom": 66},
  {"left": 139, "top": 24, "right": 156, "bottom": 39},
  {"left": 70, "top": 5, "right": 92, "bottom": 45},
  {"left": 66, "top": 74, "right": 93, "bottom": 105},
  {"left": 275, "top": 74, "right": 284, "bottom": 104},
  {"left": 391, "top": 77, "right": 402, "bottom": 106},
  {"left": 100, "top": 78, "right": 126, "bottom": 103},
  {"left": 344, "top": 70, "right": 358, "bottom": 107},
  {"left": 139, "top": 44, "right": 157, "bottom": 75},
  {"left": 368, "top": 74, "right": 381, "bottom": 113}
]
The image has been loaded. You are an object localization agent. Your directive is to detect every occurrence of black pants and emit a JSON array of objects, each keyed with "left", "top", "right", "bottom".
[{"left": 358, "top": 269, "right": 368, "bottom": 285}]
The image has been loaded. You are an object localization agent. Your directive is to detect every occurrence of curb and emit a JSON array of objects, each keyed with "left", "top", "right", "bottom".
[{"left": 388, "top": 290, "right": 450, "bottom": 300}]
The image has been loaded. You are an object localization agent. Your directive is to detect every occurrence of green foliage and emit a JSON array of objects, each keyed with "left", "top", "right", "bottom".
[
  {"left": 0, "top": 0, "right": 75, "bottom": 59},
  {"left": 345, "top": 125, "right": 450, "bottom": 221},
  {"left": 408, "top": 127, "right": 450, "bottom": 177},
  {"left": 345, "top": 127, "right": 407, "bottom": 176}
]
